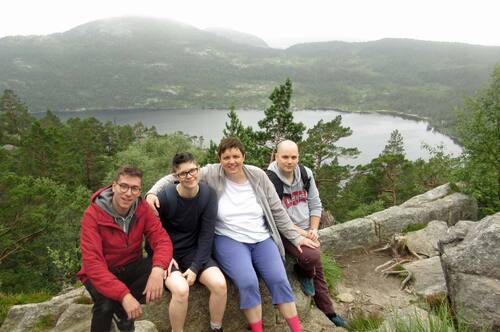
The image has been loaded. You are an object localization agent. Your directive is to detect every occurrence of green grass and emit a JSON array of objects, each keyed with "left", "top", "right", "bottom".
[
  {"left": 73, "top": 295, "right": 93, "bottom": 305},
  {"left": 348, "top": 310, "right": 384, "bottom": 331},
  {"left": 31, "top": 314, "right": 57, "bottom": 332},
  {"left": 403, "top": 222, "right": 428, "bottom": 233},
  {"left": 321, "top": 252, "right": 343, "bottom": 295},
  {"left": 0, "top": 292, "right": 52, "bottom": 326},
  {"left": 348, "top": 301, "right": 492, "bottom": 332},
  {"left": 379, "top": 304, "right": 490, "bottom": 332}
]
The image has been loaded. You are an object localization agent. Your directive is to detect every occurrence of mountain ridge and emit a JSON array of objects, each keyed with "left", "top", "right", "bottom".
[{"left": 1, "top": 16, "right": 499, "bottom": 128}]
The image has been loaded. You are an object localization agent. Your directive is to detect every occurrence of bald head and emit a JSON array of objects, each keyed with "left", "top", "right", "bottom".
[
  {"left": 276, "top": 140, "right": 299, "bottom": 154},
  {"left": 275, "top": 140, "right": 299, "bottom": 177}
]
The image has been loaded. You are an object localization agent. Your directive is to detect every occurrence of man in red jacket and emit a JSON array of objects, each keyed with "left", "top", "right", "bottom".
[{"left": 77, "top": 165, "right": 173, "bottom": 332}]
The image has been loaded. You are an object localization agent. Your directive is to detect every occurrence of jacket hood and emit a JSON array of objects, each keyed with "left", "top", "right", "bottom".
[{"left": 90, "top": 185, "right": 138, "bottom": 222}]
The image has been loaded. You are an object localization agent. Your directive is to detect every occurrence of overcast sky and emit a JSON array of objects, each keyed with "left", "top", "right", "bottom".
[{"left": 1, "top": 0, "right": 499, "bottom": 48}]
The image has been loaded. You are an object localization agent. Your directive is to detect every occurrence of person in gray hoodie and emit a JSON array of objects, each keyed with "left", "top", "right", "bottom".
[{"left": 267, "top": 140, "right": 348, "bottom": 328}]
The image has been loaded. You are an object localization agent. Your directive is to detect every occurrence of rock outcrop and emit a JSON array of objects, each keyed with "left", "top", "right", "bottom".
[
  {"left": 320, "top": 183, "right": 477, "bottom": 255},
  {"left": 440, "top": 212, "right": 500, "bottom": 331},
  {"left": 0, "top": 263, "right": 332, "bottom": 332}
]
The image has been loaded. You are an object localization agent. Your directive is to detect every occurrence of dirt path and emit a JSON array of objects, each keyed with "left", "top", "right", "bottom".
[{"left": 332, "top": 249, "right": 417, "bottom": 321}]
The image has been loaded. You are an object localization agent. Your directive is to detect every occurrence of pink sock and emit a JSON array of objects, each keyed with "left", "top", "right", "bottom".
[
  {"left": 248, "top": 320, "right": 263, "bottom": 332},
  {"left": 286, "top": 315, "right": 302, "bottom": 332}
]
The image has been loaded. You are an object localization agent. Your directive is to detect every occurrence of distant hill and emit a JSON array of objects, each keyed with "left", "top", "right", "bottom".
[
  {"left": 205, "top": 27, "right": 269, "bottom": 48},
  {"left": 1, "top": 16, "right": 499, "bottom": 128}
]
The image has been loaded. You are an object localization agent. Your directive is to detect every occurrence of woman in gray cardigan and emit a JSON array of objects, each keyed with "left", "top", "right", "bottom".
[{"left": 146, "top": 138, "right": 318, "bottom": 332}]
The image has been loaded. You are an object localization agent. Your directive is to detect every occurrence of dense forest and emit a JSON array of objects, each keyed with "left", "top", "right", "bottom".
[
  {"left": 2, "top": 17, "right": 500, "bottom": 133},
  {"left": 0, "top": 65, "right": 498, "bottom": 324}
]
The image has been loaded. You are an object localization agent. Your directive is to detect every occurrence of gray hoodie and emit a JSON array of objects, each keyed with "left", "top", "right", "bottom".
[
  {"left": 267, "top": 161, "right": 322, "bottom": 230},
  {"left": 95, "top": 187, "right": 137, "bottom": 233}
]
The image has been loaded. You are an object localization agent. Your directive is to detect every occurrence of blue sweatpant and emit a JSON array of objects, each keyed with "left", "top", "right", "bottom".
[{"left": 214, "top": 235, "right": 294, "bottom": 309}]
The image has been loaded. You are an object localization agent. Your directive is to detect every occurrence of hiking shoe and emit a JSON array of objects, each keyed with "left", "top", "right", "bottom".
[
  {"left": 328, "top": 314, "right": 348, "bottom": 328},
  {"left": 294, "top": 264, "right": 315, "bottom": 296}
]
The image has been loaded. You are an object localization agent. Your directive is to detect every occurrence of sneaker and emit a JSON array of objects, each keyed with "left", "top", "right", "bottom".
[
  {"left": 294, "top": 264, "right": 315, "bottom": 296},
  {"left": 210, "top": 328, "right": 223, "bottom": 332},
  {"left": 328, "top": 314, "right": 348, "bottom": 328}
]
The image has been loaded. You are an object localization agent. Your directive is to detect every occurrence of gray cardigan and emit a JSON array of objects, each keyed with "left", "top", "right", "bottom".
[{"left": 148, "top": 164, "right": 304, "bottom": 258}]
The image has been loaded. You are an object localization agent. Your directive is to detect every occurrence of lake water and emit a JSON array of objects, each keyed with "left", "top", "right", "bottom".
[{"left": 51, "top": 109, "right": 462, "bottom": 165}]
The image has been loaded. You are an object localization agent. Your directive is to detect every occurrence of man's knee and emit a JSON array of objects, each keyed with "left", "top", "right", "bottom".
[
  {"left": 210, "top": 277, "right": 227, "bottom": 296},
  {"left": 297, "top": 247, "right": 321, "bottom": 266},
  {"left": 171, "top": 285, "right": 189, "bottom": 303},
  {"left": 168, "top": 276, "right": 189, "bottom": 303}
]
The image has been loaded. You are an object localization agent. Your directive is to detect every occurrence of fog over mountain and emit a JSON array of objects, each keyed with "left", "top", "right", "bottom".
[{"left": 204, "top": 27, "right": 269, "bottom": 48}]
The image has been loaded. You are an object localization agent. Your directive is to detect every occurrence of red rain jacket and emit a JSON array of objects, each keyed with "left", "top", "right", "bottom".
[{"left": 77, "top": 186, "right": 172, "bottom": 301}]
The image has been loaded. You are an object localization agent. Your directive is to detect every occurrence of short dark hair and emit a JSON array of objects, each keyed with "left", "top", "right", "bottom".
[
  {"left": 217, "top": 137, "right": 246, "bottom": 158},
  {"left": 171, "top": 152, "right": 196, "bottom": 172},
  {"left": 114, "top": 165, "right": 143, "bottom": 182}
]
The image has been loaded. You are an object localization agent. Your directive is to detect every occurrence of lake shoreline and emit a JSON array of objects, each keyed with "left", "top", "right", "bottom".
[{"left": 33, "top": 106, "right": 461, "bottom": 146}]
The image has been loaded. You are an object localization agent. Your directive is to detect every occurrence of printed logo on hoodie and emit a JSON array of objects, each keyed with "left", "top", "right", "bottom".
[{"left": 283, "top": 189, "right": 308, "bottom": 208}]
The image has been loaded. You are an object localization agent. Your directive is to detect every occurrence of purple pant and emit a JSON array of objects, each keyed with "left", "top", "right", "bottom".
[
  {"left": 282, "top": 236, "right": 336, "bottom": 316},
  {"left": 214, "top": 235, "right": 295, "bottom": 309}
]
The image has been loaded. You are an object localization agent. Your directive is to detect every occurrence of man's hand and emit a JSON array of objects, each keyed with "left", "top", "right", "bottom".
[
  {"left": 306, "top": 229, "right": 319, "bottom": 242},
  {"left": 145, "top": 194, "right": 160, "bottom": 216},
  {"left": 121, "top": 293, "right": 142, "bottom": 320},
  {"left": 182, "top": 268, "right": 197, "bottom": 286},
  {"left": 167, "top": 258, "right": 179, "bottom": 276},
  {"left": 143, "top": 266, "right": 164, "bottom": 303},
  {"left": 296, "top": 237, "right": 320, "bottom": 253}
]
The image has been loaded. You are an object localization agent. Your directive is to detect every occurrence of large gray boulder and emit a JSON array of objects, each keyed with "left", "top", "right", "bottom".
[
  {"left": 440, "top": 212, "right": 500, "bottom": 331},
  {"left": 142, "top": 272, "right": 311, "bottom": 332},
  {"left": 403, "top": 256, "right": 446, "bottom": 298},
  {"left": 320, "top": 183, "right": 477, "bottom": 255},
  {"left": 0, "top": 265, "right": 316, "bottom": 332},
  {"left": 0, "top": 288, "right": 87, "bottom": 332},
  {"left": 404, "top": 220, "right": 448, "bottom": 258}
]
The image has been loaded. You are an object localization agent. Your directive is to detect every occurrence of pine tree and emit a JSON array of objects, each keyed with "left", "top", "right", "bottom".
[
  {"left": 455, "top": 64, "right": 500, "bottom": 216},
  {"left": 256, "top": 79, "right": 305, "bottom": 165},
  {"left": 302, "top": 116, "right": 359, "bottom": 170},
  {"left": 0, "top": 90, "right": 34, "bottom": 145},
  {"left": 370, "top": 129, "right": 411, "bottom": 206}
]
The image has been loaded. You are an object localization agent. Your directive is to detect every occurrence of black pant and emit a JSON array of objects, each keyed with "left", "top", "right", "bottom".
[{"left": 84, "top": 257, "right": 152, "bottom": 332}]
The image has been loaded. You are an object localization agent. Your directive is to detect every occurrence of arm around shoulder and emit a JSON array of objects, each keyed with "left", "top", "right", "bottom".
[{"left": 147, "top": 173, "right": 176, "bottom": 196}]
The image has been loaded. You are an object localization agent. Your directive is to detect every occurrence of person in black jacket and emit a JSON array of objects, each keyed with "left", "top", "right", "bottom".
[{"left": 156, "top": 152, "right": 227, "bottom": 332}]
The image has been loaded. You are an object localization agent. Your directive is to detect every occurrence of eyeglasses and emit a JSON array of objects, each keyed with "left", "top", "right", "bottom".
[
  {"left": 116, "top": 182, "right": 141, "bottom": 195},
  {"left": 176, "top": 167, "right": 199, "bottom": 179}
]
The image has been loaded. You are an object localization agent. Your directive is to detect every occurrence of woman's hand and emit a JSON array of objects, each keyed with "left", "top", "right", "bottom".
[
  {"left": 296, "top": 237, "right": 320, "bottom": 253},
  {"left": 145, "top": 194, "right": 160, "bottom": 216},
  {"left": 182, "top": 268, "right": 197, "bottom": 286}
]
